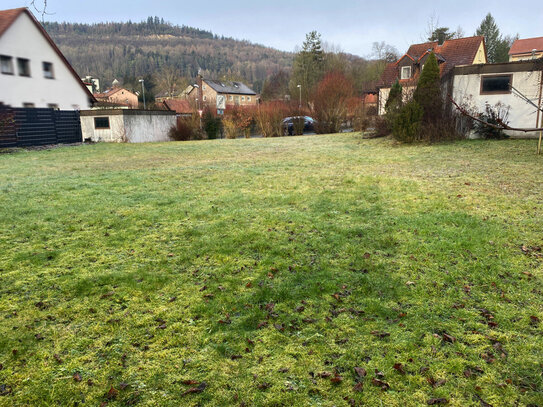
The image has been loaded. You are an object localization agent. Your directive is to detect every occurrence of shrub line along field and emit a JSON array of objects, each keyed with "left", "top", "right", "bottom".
[{"left": 0, "top": 134, "right": 542, "bottom": 406}]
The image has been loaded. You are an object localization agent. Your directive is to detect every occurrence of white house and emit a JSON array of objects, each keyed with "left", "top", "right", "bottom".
[
  {"left": 0, "top": 8, "right": 94, "bottom": 110},
  {"left": 451, "top": 60, "right": 543, "bottom": 138}
]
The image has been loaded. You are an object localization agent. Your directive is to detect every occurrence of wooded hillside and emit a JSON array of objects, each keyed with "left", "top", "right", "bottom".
[{"left": 44, "top": 17, "right": 294, "bottom": 93}]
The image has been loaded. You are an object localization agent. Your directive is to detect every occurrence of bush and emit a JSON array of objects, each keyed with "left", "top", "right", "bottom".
[
  {"left": 202, "top": 108, "right": 222, "bottom": 139},
  {"left": 222, "top": 105, "right": 253, "bottom": 139},
  {"left": 474, "top": 102, "right": 510, "bottom": 139},
  {"left": 392, "top": 100, "right": 424, "bottom": 143},
  {"left": 372, "top": 116, "right": 390, "bottom": 138},
  {"left": 169, "top": 115, "right": 205, "bottom": 141},
  {"left": 254, "top": 101, "right": 290, "bottom": 138},
  {"left": 312, "top": 71, "right": 354, "bottom": 134}
]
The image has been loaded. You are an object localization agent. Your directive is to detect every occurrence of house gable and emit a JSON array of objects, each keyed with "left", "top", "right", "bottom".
[{"left": 0, "top": 8, "right": 94, "bottom": 109}]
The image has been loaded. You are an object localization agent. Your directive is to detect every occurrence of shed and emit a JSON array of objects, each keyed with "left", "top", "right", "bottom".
[{"left": 80, "top": 109, "right": 176, "bottom": 143}]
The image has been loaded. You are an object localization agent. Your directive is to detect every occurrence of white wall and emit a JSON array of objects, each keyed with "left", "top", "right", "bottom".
[
  {"left": 452, "top": 70, "right": 543, "bottom": 138},
  {"left": 0, "top": 12, "right": 91, "bottom": 110},
  {"left": 81, "top": 114, "right": 125, "bottom": 142},
  {"left": 80, "top": 111, "right": 176, "bottom": 143},
  {"left": 124, "top": 114, "right": 175, "bottom": 143}
]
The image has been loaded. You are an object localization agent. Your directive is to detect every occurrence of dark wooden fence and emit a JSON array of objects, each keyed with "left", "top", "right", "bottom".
[{"left": 0, "top": 106, "right": 82, "bottom": 148}]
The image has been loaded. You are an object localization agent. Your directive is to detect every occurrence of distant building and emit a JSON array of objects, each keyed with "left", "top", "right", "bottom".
[
  {"left": 187, "top": 75, "right": 258, "bottom": 109},
  {"left": 0, "top": 7, "right": 94, "bottom": 109},
  {"left": 82, "top": 75, "right": 100, "bottom": 94},
  {"left": 162, "top": 99, "right": 193, "bottom": 117},
  {"left": 508, "top": 37, "right": 543, "bottom": 61},
  {"left": 94, "top": 83, "right": 138, "bottom": 109}
]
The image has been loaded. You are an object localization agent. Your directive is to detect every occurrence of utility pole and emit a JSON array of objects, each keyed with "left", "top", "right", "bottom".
[{"left": 139, "top": 79, "right": 146, "bottom": 110}]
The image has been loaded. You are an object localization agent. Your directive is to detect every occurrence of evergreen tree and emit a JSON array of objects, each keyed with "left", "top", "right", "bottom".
[
  {"left": 475, "top": 13, "right": 507, "bottom": 63},
  {"left": 385, "top": 80, "right": 402, "bottom": 111},
  {"left": 290, "top": 31, "right": 325, "bottom": 105},
  {"left": 428, "top": 27, "right": 454, "bottom": 45},
  {"left": 413, "top": 52, "right": 442, "bottom": 122}
]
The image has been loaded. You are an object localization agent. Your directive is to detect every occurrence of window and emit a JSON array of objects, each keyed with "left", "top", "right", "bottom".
[
  {"left": 400, "top": 66, "right": 411, "bottom": 80},
  {"left": 43, "top": 62, "right": 54, "bottom": 79},
  {"left": 229, "top": 95, "right": 233, "bottom": 101},
  {"left": 94, "top": 117, "right": 110, "bottom": 129},
  {"left": 241, "top": 96, "right": 245, "bottom": 101},
  {"left": 481, "top": 75, "right": 512, "bottom": 94},
  {"left": 247, "top": 96, "right": 251, "bottom": 102},
  {"left": 1, "top": 55, "right": 14, "bottom": 74},
  {"left": 202, "top": 85, "right": 206, "bottom": 90},
  {"left": 23, "top": 103, "right": 35, "bottom": 108},
  {"left": 203, "top": 95, "right": 207, "bottom": 101},
  {"left": 17, "top": 58, "right": 31, "bottom": 77}
]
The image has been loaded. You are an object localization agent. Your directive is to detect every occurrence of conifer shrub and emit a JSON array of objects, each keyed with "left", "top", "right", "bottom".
[
  {"left": 413, "top": 53, "right": 442, "bottom": 123},
  {"left": 391, "top": 100, "right": 424, "bottom": 143}
]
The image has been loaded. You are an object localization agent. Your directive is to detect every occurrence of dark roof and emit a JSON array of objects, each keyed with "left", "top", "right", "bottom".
[
  {"left": 378, "top": 36, "right": 485, "bottom": 88},
  {"left": 204, "top": 79, "right": 256, "bottom": 95},
  {"left": 0, "top": 7, "right": 95, "bottom": 103},
  {"left": 509, "top": 37, "right": 543, "bottom": 55}
]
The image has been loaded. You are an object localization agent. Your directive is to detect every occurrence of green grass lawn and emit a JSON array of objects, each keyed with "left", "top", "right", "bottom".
[{"left": 0, "top": 135, "right": 542, "bottom": 406}]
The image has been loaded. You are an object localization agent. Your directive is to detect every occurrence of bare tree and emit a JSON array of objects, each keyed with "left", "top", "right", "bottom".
[
  {"left": 371, "top": 41, "right": 399, "bottom": 63},
  {"left": 29, "top": 0, "right": 51, "bottom": 20},
  {"left": 153, "top": 66, "right": 187, "bottom": 99}
]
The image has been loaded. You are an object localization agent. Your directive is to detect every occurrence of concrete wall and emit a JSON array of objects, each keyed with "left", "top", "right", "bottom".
[
  {"left": 123, "top": 112, "right": 175, "bottom": 143},
  {"left": 80, "top": 110, "right": 176, "bottom": 143},
  {"left": 452, "top": 69, "right": 543, "bottom": 138},
  {"left": 0, "top": 12, "right": 91, "bottom": 110}
]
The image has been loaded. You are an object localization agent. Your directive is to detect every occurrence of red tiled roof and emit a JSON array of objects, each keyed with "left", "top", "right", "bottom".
[
  {"left": 0, "top": 7, "right": 25, "bottom": 37},
  {"left": 509, "top": 37, "right": 543, "bottom": 55},
  {"left": 407, "top": 42, "right": 438, "bottom": 60},
  {"left": 433, "top": 36, "right": 485, "bottom": 76},
  {"left": 94, "top": 87, "right": 127, "bottom": 99},
  {"left": 163, "top": 99, "right": 192, "bottom": 114},
  {"left": 0, "top": 7, "right": 95, "bottom": 103},
  {"left": 378, "top": 36, "right": 485, "bottom": 88}
]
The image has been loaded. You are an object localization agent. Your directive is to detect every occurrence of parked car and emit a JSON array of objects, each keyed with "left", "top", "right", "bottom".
[{"left": 282, "top": 116, "right": 316, "bottom": 136}]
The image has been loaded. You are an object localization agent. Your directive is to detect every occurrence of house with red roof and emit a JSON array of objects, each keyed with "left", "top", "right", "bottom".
[
  {"left": 509, "top": 37, "right": 543, "bottom": 62},
  {"left": 377, "top": 36, "right": 487, "bottom": 115},
  {"left": 162, "top": 98, "right": 193, "bottom": 117},
  {"left": 94, "top": 85, "right": 139, "bottom": 109},
  {"left": 0, "top": 7, "right": 94, "bottom": 109}
]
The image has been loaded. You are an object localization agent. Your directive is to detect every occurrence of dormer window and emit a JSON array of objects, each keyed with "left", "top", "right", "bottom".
[{"left": 401, "top": 66, "right": 412, "bottom": 80}]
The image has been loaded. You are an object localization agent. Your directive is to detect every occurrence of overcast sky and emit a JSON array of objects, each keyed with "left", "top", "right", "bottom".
[{"left": 5, "top": 0, "right": 543, "bottom": 57}]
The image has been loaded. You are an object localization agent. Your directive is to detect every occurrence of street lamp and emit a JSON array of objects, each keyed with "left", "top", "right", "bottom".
[
  {"left": 297, "top": 84, "right": 302, "bottom": 109},
  {"left": 139, "top": 79, "right": 146, "bottom": 110}
]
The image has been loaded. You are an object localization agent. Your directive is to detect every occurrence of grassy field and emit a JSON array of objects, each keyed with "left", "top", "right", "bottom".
[{"left": 0, "top": 135, "right": 542, "bottom": 406}]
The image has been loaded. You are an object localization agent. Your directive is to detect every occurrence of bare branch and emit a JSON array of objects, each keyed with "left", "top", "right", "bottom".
[
  {"left": 449, "top": 95, "right": 543, "bottom": 132},
  {"left": 29, "top": 0, "right": 53, "bottom": 21}
]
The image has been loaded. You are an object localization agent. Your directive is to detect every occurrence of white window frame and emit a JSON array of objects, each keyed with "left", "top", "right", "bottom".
[
  {"left": 1, "top": 55, "right": 14, "bottom": 74},
  {"left": 400, "top": 66, "right": 411, "bottom": 80},
  {"left": 247, "top": 96, "right": 251, "bottom": 102},
  {"left": 43, "top": 61, "right": 54, "bottom": 79}
]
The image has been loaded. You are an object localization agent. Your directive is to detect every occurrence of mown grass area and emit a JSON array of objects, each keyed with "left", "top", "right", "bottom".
[{"left": 0, "top": 135, "right": 542, "bottom": 407}]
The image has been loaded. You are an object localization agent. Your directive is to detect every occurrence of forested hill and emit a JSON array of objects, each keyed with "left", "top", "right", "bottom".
[{"left": 43, "top": 17, "right": 293, "bottom": 93}]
